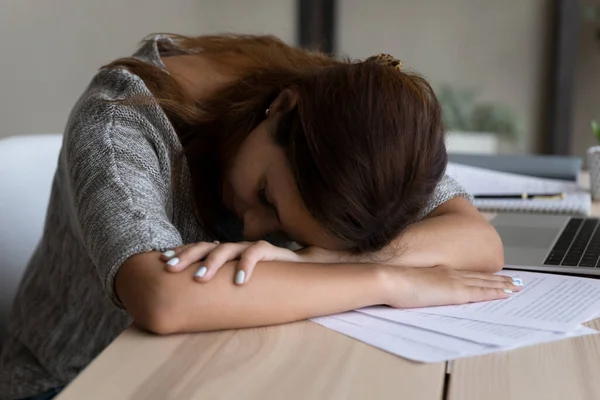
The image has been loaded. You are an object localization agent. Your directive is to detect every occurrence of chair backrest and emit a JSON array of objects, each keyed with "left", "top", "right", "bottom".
[{"left": 0, "top": 134, "right": 63, "bottom": 341}]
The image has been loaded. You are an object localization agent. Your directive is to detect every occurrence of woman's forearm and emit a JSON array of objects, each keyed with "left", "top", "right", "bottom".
[
  {"left": 116, "top": 252, "right": 388, "bottom": 334},
  {"left": 383, "top": 211, "right": 504, "bottom": 271},
  {"left": 316, "top": 198, "right": 503, "bottom": 272}
]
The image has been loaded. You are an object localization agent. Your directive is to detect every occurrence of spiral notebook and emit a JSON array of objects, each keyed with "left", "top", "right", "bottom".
[{"left": 446, "top": 163, "right": 591, "bottom": 216}]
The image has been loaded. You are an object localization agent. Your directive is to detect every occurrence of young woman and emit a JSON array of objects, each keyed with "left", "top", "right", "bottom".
[{"left": 0, "top": 34, "right": 520, "bottom": 400}]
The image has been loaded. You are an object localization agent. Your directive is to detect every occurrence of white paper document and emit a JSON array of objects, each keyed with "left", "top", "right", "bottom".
[
  {"left": 311, "top": 271, "right": 600, "bottom": 363},
  {"left": 312, "top": 312, "right": 598, "bottom": 363},
  {"left": 446, "top": 162, "right": 581, "bottom": 195},
  {"left": 414, "top": 270, "right": 600, "bottom": 332},
  {"left": 314, "top": 312, "right": 489, "bottom": 363},
  {"left": 357, "top": 307, "right": 556, "bottom": 346},
  {"left": 445, "top": 163, "right": 591, "bottom": 215}
]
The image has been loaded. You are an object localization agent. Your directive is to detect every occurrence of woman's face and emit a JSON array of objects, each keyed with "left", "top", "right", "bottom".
[{"left": 222, "top": 120, "right": 341, "bottom": 249}]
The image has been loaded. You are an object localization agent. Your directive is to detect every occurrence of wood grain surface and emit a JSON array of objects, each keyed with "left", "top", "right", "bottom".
[
  {"left": 56, "top": 321, "right": 445, "bottom": 400},
  {"left": 448, "top": 319, "right": 600, "bottom": 400}
]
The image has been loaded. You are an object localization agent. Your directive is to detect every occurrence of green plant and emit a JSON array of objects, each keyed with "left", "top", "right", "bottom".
[
  {"left": 592, "top": 120, "right": 600, "bottom": 143},
  {"left": 436, "top": 85, "right": 519, "bottom": 140}
]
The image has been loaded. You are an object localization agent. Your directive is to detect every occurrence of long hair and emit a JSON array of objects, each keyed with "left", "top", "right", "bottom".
[{"left": 106, "top": 34, "right": 447, "bottom": 253}]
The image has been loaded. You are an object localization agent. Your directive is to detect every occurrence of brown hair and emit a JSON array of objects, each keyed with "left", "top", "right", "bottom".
[{"left": 106, "top": 34, "right": 447, "bottom": 253}]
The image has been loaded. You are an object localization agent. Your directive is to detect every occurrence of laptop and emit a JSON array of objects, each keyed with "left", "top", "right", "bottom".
[{"left": 492, "top": 213, "right": 600, "bottom": 276}]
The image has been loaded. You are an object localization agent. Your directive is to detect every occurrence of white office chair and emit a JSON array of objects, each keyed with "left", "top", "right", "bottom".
[{"left": 0, "top": 134, "right": 63, "bottom": 344}]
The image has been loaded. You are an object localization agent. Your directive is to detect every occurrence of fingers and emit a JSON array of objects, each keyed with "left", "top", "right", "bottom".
[
  {"left": 460, "top": 271, "right": 513, "bottom": 282},
  {"left": 460, "top": 271, "right": 523, "bottom": 288},
  {"left": 467, "top": 286, "right": 512, "bottom": 303},
  {"left": 464, "top": 277, "right": 523, "bottom": 293},
  {"left": 464, "top": 274, "right": 524, "bottom": 303},
  {"left": 165, "top": 241, "right": 298, "bottom": 286},
  {"left": 231, "top": 241, "right": 297, "bottom": 285},
  {"left": 162, "top": 242, "right": 219, "bottom": 272},
  {"left": 236, "top": 249, "right": 260, "bottom": 284},
  {"left": 236, "top": 241, "right": 276, "bottom": 284},
  {"left": 195, "top": 242, "right": 248, "bottom": 282},
  {"left": 159, "top": 244, "right": 191, "bottom": 262},
  {"left": 452, "top": 270, "right": 526, "bottom": 304}
]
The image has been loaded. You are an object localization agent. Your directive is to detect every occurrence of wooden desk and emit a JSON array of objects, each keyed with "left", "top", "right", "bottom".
[
  {"left": 448, "top": 318, "right": 600, "bottom": 400},
  {"left": 57, "top": 174, "right": 600, "bottom": 400},
  {"left": 56, "top": 321, "right": 445, "bottom": 400}
]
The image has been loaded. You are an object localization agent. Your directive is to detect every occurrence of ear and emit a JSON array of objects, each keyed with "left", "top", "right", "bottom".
[{"left": 268, "top": 87, "right": 299, "bottom": 116}]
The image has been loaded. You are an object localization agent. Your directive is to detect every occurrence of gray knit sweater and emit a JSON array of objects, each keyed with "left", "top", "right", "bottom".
[{"left": 0, "top": 35, "right": 471, "bottom": 399}]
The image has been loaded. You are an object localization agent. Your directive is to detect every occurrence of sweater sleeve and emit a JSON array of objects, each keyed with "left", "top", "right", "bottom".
[
  {"left": 65, "top": 98, "right": 183, "bottom": 308},
  {"left": 420, "top": 175, "right": 473, "bottom": 218}
]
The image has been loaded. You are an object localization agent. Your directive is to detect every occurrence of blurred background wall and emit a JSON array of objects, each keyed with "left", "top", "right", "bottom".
[
  {"left": 573, "top": 0, "right": 600, "bottom": 157},
  {"left": 0, "top": 0, "right": 294, "bottom": 139},
  {"left": 1, "top": 0, "right": 599, "bottom": 159},
  {"left": 338, "top": 0, "right": 552, "bottom": 154}
]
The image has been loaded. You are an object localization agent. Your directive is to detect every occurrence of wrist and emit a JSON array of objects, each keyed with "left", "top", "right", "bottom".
[{"left": 370, "top": 264, "right": 399, "bottom": 306}]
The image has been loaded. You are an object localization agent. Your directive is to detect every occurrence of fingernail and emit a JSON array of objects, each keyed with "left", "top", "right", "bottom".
[
  {"left": 213, "top": 240, "right": 220, "bottom": 245},
  {"left": 512, "top": 278, "right": 523, "bottom": 287},
  {"left": 503, "top": 289, "right": 513, "bottom": 294},
  {"left": 235, "top": 270, "right": 245, "bottom": 285},
  {"left": 162, "top": 250, "right": 176, "bottom": 258},
  {"left": 166, "top": 257, "right": 179, "bottom": 266},
  {"left": 195, "top": 266, "right": 207, "bottom": 278}
]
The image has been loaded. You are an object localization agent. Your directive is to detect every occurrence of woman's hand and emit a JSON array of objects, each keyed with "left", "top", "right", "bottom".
[
  {"left": 384, "top": 265, "right": 523, "bottom": 309},
  {"left": 160, "top": 241, "right": 301, "bottom": 285}
]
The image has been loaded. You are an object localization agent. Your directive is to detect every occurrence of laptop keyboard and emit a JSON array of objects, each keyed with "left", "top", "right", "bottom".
[{"left": 544, "top": 218, "right": 600, "bottom": 267}]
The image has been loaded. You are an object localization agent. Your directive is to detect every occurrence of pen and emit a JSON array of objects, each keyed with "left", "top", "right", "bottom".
[{"left": 474, "top": 193, "right": 566, "bottom": 200}]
